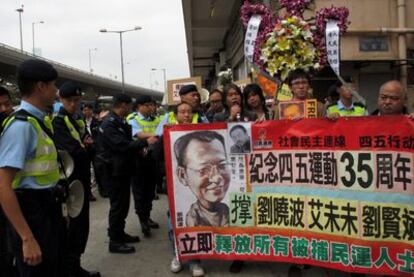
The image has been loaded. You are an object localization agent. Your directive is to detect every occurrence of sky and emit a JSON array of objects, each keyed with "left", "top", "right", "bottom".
[{"left": 0, "top": 0, "right": 190, "bottom": 92}]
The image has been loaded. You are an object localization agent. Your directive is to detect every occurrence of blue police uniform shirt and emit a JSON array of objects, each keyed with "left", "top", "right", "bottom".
[
  {"left": 128, "top": 112, "right": 148, "bottom": 137},
  {"left": 336, "top": 100, "right": 369, "bottom": 115},
  {"left": 155, "top": 113, "right": 170, "bottom": 137},
  {"left": 0, "top": 100, "right": 55, "bottom": 189}
]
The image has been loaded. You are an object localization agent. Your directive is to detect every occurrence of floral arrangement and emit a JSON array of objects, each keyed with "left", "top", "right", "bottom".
[
  {"left": 261, "top": 16, "right": 318, "bottom": 80},
  {"left": 279, "top": 0, "right": 313, "bottom": 17},
  {"left": 240, "top": 1, "right": 350, "bottom": 81},
  {"left": 314, "top": 6, "right": 350, "bottom": 66},
  {"left": 240, "top": 2, "right": 274, "bottom": 69},
  {"left": 217, "top": 68, "right": 233, "bottom": 88}
]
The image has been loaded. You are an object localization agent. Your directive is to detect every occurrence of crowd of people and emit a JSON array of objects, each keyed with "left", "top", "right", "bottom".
[{"left": 0, "top": 58, "right": 412, "bottom": 277}]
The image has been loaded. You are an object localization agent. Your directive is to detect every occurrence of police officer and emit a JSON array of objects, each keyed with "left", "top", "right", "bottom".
[
  {"left": 0, "top": 86, "right": 16, "bottom": 276},
  {"left": 326, "top": 80, "right": 367, "bottom": 119},
  {"left": 52, "top": 82, "right": 100, "bottom": 277},
  {"left": 127, "top": 95, "right": 160, "bottom": 237},
  {"left": 97, "top": 94, "right": 146, "bottom": 253},
  {"left": 0, "top": 59, "right": 63, "bottom": 277}
]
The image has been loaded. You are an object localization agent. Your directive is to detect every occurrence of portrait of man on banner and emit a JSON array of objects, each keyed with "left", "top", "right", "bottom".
[
  {"left": 173, "top": 130, "right": 231, "bottom": 227},
  {"left": 228, "top": 123, "right": 252, "bottom": 154}
]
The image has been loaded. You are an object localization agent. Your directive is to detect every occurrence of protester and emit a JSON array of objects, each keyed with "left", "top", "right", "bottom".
[
  {"left": 273, "top": 69, "right": 325, "bottom": 119},
  {"left": 0, "top": 59, "right": 64, "bottom": 276},
  {"left": 52, "top": 82, "right": 100, "bottom": 277},
  {"left": 213, "top": 83, "right": 256, "bottom": 122},
  {"left": 205, "top": 88, "right": 224, "bottom": 122},
  {"left": 163, "top": 102, "right": 206, "bottom": 277},
  {"left": 127, "top": 95, "right": 160, "bottom": 237},
  {"left": 372, "top": 80, "right": 408, "bottom": 115},
  {"left": 157, "top": 84, "right": 209, "bottom": 135},
  {"left": 243, "top": 83, "right": 271, "bottom": 120},
  {"left": 97, "top": 94, "right": 145, "bottom": 254}
]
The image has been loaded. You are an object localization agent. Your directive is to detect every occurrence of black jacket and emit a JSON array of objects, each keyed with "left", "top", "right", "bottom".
[
  {"left": 96, "top": 111, "right": 147, "bottom": 177},
  {"left": 53, "top": 107, "right": 90, "bottom": 185}
]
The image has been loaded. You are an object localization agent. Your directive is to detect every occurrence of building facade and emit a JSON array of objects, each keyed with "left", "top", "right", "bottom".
[{"left": 182, "top": 0, "right": 414, "bottom": 112}]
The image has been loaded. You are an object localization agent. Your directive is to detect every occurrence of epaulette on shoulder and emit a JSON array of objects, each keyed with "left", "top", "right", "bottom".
[
  {"left": 354, "top": 102, "right": 366, "bottom": 108},
  {"left": 11, "top": 110, "right": 30, "bottom": 121}
]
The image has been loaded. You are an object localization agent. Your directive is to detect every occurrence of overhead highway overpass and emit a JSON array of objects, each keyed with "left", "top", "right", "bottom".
[{"left": 0, "top": 42, "right": 163, "bottom": 101}]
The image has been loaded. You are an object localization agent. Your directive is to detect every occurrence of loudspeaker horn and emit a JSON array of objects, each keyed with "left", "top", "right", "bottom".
[
  {"left": 58, "top": 150, "right": 74, "bottom": 179},
  {"left": 66, "top": 180, "right": 84, "bottom": 218}
]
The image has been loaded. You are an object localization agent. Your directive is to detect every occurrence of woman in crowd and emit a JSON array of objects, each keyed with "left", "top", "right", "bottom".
[
  {"left": 213, "top": 83, "right": 256, "bottom": 122},
  {"left": 243, "top": 83, "right": 272, "bottom": 120}
]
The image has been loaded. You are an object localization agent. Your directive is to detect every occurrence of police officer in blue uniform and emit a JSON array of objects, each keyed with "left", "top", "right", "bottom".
[
  {"left": 0, "top": 86, "right": 16, "bottom": 276},
  {"left": 97, "top": 94, "right": 147, "bottom": 254},
  {"left": 128, "top": 95, "right": 160, "bottom": 237},
  {"left": 0, "top": 59, "right": 64, "bottom": 277},
  {"left": 52, "top": 82, "right": 100, "bottom": 277}
]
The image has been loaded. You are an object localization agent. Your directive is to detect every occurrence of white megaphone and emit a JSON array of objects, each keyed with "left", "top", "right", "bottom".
[
  {"left": 58, "top": 150, "right": 74, "bottom": 179},
  {"left": 66, "top": 180, "right": 85, "bottom": 218}
]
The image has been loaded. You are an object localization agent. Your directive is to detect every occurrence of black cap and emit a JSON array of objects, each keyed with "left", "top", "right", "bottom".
[
  {"left": 114, "top": 94, "right": 132, "bottom": 104},
  {"left": 17, "top": 59, "right": 58, "bottom": 82},
  {"left": 179, "top": 84, "right": 198, "bottom": 96},
  {"left": 59, "top": 81, "right": 83, "bottom": 98},
  {"left": 135, "top": 95, "right": 154, "bottom": 105}
]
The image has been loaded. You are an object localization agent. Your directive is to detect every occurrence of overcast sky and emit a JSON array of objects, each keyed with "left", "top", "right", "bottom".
[{"left": 0, "top": 0, "right": 190, "bottom": 91}]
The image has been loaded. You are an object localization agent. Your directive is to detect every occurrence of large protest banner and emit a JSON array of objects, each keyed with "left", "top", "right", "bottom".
[{"left": 163, "top": 116, "right": 414, "bottom": 276}]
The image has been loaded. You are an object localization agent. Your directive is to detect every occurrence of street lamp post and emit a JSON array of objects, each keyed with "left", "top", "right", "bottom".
[
  {"left": 88, "top": 48, "right": 98, "bottom": 73},
  {"left": 32, "top": 20, "right": 44, "bottom": 55},
  {"left": 151, "top": 68, "right": 167, "bottom": 92},
  {"left": 16, "top": 5, "right": 24, "bottom": 51},
  {"left": 99, "top": 26, "right": 142, "bottom": 93}
]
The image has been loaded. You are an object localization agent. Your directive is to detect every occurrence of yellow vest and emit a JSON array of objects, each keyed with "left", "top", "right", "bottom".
[
  {"left": 327, "top": 103, "right": 366, "bottom": 117},
  {"left": 56, "top": 115, "right": 85, "bottom": 147},
  {"left": 3, "top": 115, "right": 59, "bottom": 189},
  {"left": 167, "top": 112, "right": 199, "bottom": 124},
  {"left": 134, "top": 114, "right": 161, "bottom": 134}
]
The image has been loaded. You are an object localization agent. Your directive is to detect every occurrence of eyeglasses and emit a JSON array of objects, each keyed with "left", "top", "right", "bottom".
[
  {"left": 291, "top": 80, "right": 309, "bottom": 86},
  {"left": 185, "top": 162, "right": 230, "bottom": 177}
]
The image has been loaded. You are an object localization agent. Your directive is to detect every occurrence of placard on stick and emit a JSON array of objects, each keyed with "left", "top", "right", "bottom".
[{"left": 167, "top": 77, "right": 202, "bottom": 105}]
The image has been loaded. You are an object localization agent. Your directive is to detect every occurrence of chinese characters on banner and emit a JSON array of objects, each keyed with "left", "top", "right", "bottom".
[
  {"left": 163, "top": 116, "right": 414, "bottom": 276},
  {"left": 326, "top": 20, "right": 340, "bottom": 76},
  {"left": 244, "top": 15, "right": 262, "bottom": 62}
]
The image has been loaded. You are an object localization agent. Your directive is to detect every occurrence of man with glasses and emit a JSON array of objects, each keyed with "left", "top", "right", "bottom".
[
  {"left": 274, "top": 69, "right": 325, "bottom": 119},
  {"left": 205, "top": 89, "right": 224, "bottom": 122},
  {"left": 174, "top": 130, "right": 230, "bottom": 227}
]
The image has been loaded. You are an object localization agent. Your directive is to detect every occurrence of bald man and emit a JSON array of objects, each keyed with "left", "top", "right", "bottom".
[{"left": 373, "top": 80, "right": 407, "bottom": 115}]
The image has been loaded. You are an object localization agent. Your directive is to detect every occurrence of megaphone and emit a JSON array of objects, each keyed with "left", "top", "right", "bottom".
[
  {"left": 58, "top": 150, "right": 74, "bottom": 179},
  {"left": 66, "top": 180, "right": 85, "bottom": 218}
]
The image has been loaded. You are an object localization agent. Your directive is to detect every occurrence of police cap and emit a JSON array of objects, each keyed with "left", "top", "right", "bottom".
[
  {"left": 135, "top": 95, "right": 154, "bottom": 105},
  {"left": 59, "top": 81, "right": 83, "bottom": 98}
]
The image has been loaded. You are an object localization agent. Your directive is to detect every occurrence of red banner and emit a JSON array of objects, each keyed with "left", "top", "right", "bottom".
[{"left": 164, "top": 116, "right": 414, "bottom": 276}]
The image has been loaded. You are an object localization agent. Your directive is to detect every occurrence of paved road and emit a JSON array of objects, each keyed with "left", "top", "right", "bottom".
[{"left": 82, "top": 194, "right": 352, "bottom": 277}]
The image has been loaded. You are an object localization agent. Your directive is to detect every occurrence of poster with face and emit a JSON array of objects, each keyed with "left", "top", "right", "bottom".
[{"left": 170, "top": 129, "right": 245, "bottom": 228}]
